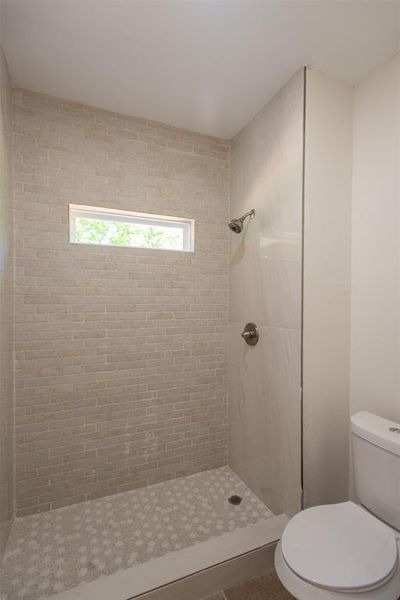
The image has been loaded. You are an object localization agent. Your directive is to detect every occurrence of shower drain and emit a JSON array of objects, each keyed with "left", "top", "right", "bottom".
[{"left": 228, "top": 494, "right": 243, "bottom": 505}]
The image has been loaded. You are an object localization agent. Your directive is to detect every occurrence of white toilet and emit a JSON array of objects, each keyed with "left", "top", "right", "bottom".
[{"left": 275, "top": 411, "right": 400, "bottom": 599}]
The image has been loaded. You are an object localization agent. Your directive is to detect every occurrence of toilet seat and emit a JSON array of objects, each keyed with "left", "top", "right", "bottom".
[
  {"left": 275, "top": 539, "right": 400, "bottom": 600},
  {"left": 280, "top": 502, "right": 398, "bottom": 592}
]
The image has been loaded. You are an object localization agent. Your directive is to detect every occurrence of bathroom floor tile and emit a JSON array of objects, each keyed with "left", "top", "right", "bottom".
[
  {"left": 1, "top": 466, "right": 272, "bottom": 600},
  {"left": 224, "top": 571, "right": 294, "bottom": 599}
]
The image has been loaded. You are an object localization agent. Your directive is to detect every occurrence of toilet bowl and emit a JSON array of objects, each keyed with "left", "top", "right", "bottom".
[
  {"left": 275, "top": 412, "right": 400, "bottom": 599},
  {"left": 275, "top": 502, "right": 400, "bottom": 599}
]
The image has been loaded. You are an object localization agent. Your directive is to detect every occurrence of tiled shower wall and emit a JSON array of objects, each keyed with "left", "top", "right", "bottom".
[
  {"left": 229, "top": 71, "right": 303, "bottom": 517},
  {"left": 0, "top": 49, "right": 14, "bottom": 558},
  {"left": 12, "top": 89, "right": 229, "bottom": 516}
]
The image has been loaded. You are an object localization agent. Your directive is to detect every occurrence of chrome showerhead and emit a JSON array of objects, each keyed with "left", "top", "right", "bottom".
[
  {"left": 228, "top": 219, "right": 243, "bottom": 233},
  {"left": 228, "top": 209, "right": 255, "bottom": 233}
]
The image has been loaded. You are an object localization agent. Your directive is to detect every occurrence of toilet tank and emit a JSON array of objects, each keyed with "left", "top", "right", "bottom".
[{"left": 351, "top": 412, "right": 400, "bottom": 531}]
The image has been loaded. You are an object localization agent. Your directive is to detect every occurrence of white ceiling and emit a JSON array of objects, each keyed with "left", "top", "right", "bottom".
[{"left": 2, "top": 1, "right": 399, "bottom": 139}]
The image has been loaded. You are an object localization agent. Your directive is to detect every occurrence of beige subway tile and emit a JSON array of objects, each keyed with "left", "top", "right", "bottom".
[{"left": 12, "top": 87, "right": 229, "bottom": 515}]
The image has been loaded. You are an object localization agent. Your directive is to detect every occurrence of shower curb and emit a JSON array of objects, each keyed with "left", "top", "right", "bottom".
[{"left": 47, "top": 515, "right": 287, "bottom": 600}]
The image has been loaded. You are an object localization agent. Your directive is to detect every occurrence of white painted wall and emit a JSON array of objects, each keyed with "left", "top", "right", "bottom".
[
  {"left": 351, "top": 54, "right": 400, "bottom": 423},
  {"left": 304, "top": 56, "right": 400, "bottom": 505},
  {"left": 303, "top": 68, "right": 353, "bottom": 507}
]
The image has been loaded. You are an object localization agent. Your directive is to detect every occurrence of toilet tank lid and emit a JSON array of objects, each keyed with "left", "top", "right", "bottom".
[{"left": 351, "top": 411, "right": 400, "bottom": 457}]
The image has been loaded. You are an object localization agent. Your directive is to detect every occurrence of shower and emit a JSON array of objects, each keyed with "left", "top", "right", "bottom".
[{"left": 228, "top": 208, "right": 255, "bottom": 233}]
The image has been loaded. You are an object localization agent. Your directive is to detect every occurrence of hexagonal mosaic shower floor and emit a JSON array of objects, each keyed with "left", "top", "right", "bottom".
[{"left": 1, "top": 466, "right": 272, "bottom": 600}]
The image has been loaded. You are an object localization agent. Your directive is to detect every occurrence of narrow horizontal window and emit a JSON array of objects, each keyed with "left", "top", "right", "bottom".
[{"left": 69, "top": 205, "right": 194, "bottom": 252}]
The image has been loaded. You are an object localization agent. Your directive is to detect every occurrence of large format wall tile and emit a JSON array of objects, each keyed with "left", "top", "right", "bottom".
[{"left": 229, "top": 70, "right": 303, "bottom": 517}]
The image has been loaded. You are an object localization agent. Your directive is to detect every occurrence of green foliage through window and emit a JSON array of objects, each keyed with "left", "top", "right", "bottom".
[{"left": 75, "top": 217, "right": 184, "bottom": 250}]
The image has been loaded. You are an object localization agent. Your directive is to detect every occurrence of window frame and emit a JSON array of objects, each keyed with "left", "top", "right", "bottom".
[{"left": 69, "top": 204, "right": 195, "bottom": 252}]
